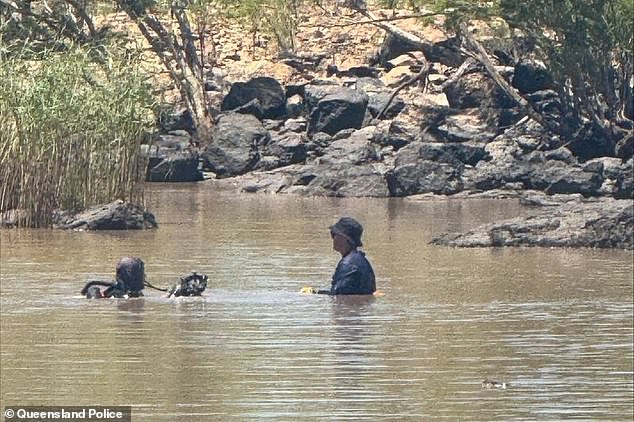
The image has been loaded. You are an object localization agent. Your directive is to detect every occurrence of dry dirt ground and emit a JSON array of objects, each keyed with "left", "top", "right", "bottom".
[{"left": 101, "top": 2, "right": 452, "bottom": 108}]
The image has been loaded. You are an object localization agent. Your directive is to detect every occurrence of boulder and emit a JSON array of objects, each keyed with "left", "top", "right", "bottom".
[
  {"left": 221, "top": 76, "right": 286, "bottom": 119},
  {"left": 146, "top": 152, "right": 202, "bottom": 182},
  {"left": 528, "top": 160, "right": 603, "bottom": 196},
  {"left": 157, "top": 106, "right": 195, "bottom": 133},
  {"left": 387, "top": 160, "right": 464, "bottom": 196},
  {"left": 512, "top": 59, "right": 554, "bottom": 94},
  {"left": 366, "top": 91, "right": 406, "bottom": 119},
  {"left": 316, "top": 127, "right": 378, "bottom": 165},
  {"left": 264, "top": 132, "right": 308, "bottom": 167},
  {"left": 143, "top": 132, "right": 202, "bottom": 182},
  {"left": 54, "top": 200, "right": 157, "bottom": 230},
  {"left": 307, "top": 88, "right": 369, "bottom": 136},
  {"left": 287, "top": 163, "right": 390, "bottom": 197},
  {"left": 202, "top": 113, "right": 269, "bottom": 177},
  {"left": 395, "top": 141, "right": 488, "bottom": 167},
  {"left": 432, "top": 198, "right": 633, "bottom": 249}
]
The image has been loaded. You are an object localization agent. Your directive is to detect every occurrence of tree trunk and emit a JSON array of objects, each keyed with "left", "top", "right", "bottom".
[{"left": 117, "top": 0, "right": 213, "bottom": 139}]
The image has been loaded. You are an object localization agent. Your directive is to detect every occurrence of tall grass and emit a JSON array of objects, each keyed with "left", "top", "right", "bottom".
[{"left": 0, "top": 44, "right": 156, "bottom": 227}]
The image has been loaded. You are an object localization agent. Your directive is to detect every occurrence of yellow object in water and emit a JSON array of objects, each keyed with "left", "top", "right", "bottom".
[{"left": 300, "top": 286, "right": 317, "bottom": 294}]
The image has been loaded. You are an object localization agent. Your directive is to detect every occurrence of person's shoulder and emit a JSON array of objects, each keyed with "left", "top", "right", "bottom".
[{"left": 346, "top": 250, "right": 370, "bottom": 264}]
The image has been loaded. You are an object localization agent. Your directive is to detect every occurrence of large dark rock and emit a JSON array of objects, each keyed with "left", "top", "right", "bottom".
[
  {"left": 54, "top": 200, "right": 157, "bottom": 230},
  {"left": 303, "top": 82, "right": 340, "bottom": 111},
  {"left": 316, "top": 127, "right": 379, "bottom": 165},
  {"left": 236, "top": 163, "right": 389, "bottom": 197},
  {"left": 307, "top": 88, "right": 369, "bottom": 136},
  {"left": 201, "top": 113, "right": 269, "bottom": 177},
  {"left": 395, "top": 141, "right": 488, "bottom": 167},
  {"left": 432, "top": 198, "right": 633, "bottom": 249},
  {"left": 464, "top": 160, "right": 532, "bottom": 191},
  {"left": 615, "top": 158, "right": 633, "bottom": 199},
  {"left": 444, "top": 71, "right": 514, "bottom": 110},
  {"left": 157, "top": 106, "right": 195, "bottom": 133},
  {"left": 387, "top": 160, "right": 464, "bottom": 196},
  {"left": 221, "top": 77, "right": 286, "bottom": 119},
  {"left": 143, "top": 133, "right": 203, "bottom": 182},
  {"left": 263, "top": 132, "right": 308, "bottom": 167},
  {"left": 372, "top": 33, "right": 462, "bottom": 67},
  {"left": 289, "top": 163, "right": 390, "bottom": 197},
  {"left": 373, "top": 120, "right": 417, "bottom": 150},
  {"left": 512, "top": 59, "right": 554, "bottom": 94},
  {"left": 366, "top": 91, "right": 406, "bottom": 119},
  {"left": 146, "top": 152, "right": 202, "bottom": 182},
  {"left": 528, "top": 160, "right": 603, "bottom": 196}
]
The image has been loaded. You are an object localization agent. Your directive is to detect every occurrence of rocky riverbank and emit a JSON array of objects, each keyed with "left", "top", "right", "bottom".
[{"left": 139, "top": 5, "right": 631, "bottom": 248}]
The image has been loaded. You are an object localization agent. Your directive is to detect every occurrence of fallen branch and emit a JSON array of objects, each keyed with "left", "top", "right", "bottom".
[
  {"left": 458, "top": 23, "right": 560, "bottom": 135},
  {"left": 373, "top": 56, "right": 430, "bottom": 122}
]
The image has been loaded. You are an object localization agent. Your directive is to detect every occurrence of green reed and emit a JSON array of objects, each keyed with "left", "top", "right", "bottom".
[{"left": 0, "top": 44, "right": 156, "bottom": 227}]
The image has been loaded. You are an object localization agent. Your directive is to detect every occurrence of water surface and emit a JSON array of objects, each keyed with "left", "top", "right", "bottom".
[{"left": 1, "top": 183, "right": 632, "bottom": 421}]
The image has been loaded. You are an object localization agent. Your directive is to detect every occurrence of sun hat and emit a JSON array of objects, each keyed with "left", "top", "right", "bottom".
[{"left": 330, "top": 217, "right": 364, "bottom": 247}]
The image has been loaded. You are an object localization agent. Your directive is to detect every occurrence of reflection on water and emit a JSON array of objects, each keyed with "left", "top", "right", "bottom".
[{"left": 1, "top": 184, "right": 632, "bottom": 421}]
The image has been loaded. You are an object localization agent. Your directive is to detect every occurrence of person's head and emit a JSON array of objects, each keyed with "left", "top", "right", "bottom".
[
  {"left": 329, "top": 217, "right": 364, "bottom": 256},
  {"left": 116, "top": 257, "right": 145, "bottom": 295}
]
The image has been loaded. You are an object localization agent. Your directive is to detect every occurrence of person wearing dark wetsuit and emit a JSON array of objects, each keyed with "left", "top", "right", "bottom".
[
  {"left": 81, "top": 256, "right": 145, "bottom": 298},
  {"left": 318, "top": 217, "right": 376, "bottom": 295}
]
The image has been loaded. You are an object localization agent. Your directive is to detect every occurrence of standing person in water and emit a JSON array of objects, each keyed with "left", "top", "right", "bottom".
[{"left": 317, "top": 217, "right": 376, "bottom": 295}]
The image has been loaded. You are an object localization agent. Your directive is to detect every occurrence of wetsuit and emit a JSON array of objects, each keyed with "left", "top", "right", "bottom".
[{"left": 323, "top": 250, "right": 376, "bottom": 295}]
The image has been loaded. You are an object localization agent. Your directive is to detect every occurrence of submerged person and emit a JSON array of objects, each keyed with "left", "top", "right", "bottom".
[
  {"left": 81, "top": 256, "right": 145, "bottom": 298},
  {"left": 315, "top": 217, "right": 376, "bottom": 295}
]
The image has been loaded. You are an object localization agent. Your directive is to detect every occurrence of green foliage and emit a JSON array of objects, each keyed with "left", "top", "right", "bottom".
[
  {"left": 0, "top": 44, "right": 156, "bottom": 227},
  {"left": 499, "top": 0, "right": 632, "bottom": 120},
  {"left": 377, "top": 0, "right": 501, "bottom": 30},
  {"left": 214, "top": 0, "right": 302, "bottom": 52}
]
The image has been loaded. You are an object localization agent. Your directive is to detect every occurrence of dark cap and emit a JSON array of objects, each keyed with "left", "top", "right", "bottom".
[
  {"left": 116, "top": 256, "right": 145, "bottom": 293},
  {"left": 330, "top": 217, "right": 364, "bottom": 247}
]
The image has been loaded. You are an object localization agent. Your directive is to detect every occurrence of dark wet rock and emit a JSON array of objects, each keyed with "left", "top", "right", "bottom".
[
  {"left": 146, "top": 152, "right": 202, "bottom": 182},
  {"left": 315, "top": 127, "right": 379, "bottom": 165},
  {"left": 373, "top": 120, "right": 417, "bottom": 150},
  {"left": 395, "top": 141, "right": 487, "bottom": 167},
  {"left": 615, "top": 158, "right": 633, "bottom": 199},
  {"left": 201, "top": 113, "right": 269, "bottom": 177},
  {"left": 433, "top": 113, "right": 498, "bottom": 143},
  {"left": 307, "top": 88, "right": 369, "bottom": 136},
  {"left": 221, "top": 76, "right": 286, "bottom": 119},
  {"left": 157, "top": 105, "right": 195, "bottom": 133},
  {"left": 528, "top": 160, "right": 602, "bottom": 195},
  {"left": 615, "top": 131, "right": 633, "bottom": 160},
  {"left": 288, "top": 163, "right": 390, "bottom": 197},
  {"left": 143, "top": 133, "right": 203, "bottom": 182},
  {"left": 366, "top": 91, "right": 406, "bottom": 119},
  {"left": 54, "top": 200, "right": 157, "bottom": 230},
  {"left": 512, "top": 59, "right": 554, "bottom": 94},
  {"left": 264, "top": 132, "right": 308, "bottom": 167},
  {"left": 444, "top": 71, "right": 514, "bottom": 110},
  {"left": 431, "top": 198, "right": 633, "bottom": 249},
  {"left": 387, "top": 160, "right": 464, "bottom": 196}
]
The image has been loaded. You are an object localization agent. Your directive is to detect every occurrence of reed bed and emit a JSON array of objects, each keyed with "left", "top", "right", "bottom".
[{"left": 0, "top": 45, "right": 156, "bottom": 227}]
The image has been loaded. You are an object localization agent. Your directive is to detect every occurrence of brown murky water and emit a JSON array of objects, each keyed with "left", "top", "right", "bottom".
[{"left": 1, "top": 183, "right": 632, "bottom": 421}]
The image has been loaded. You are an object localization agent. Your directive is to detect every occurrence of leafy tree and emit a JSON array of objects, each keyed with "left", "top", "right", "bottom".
[{"left": 377, "top": 0, "right": 633, "bottom": 158}]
